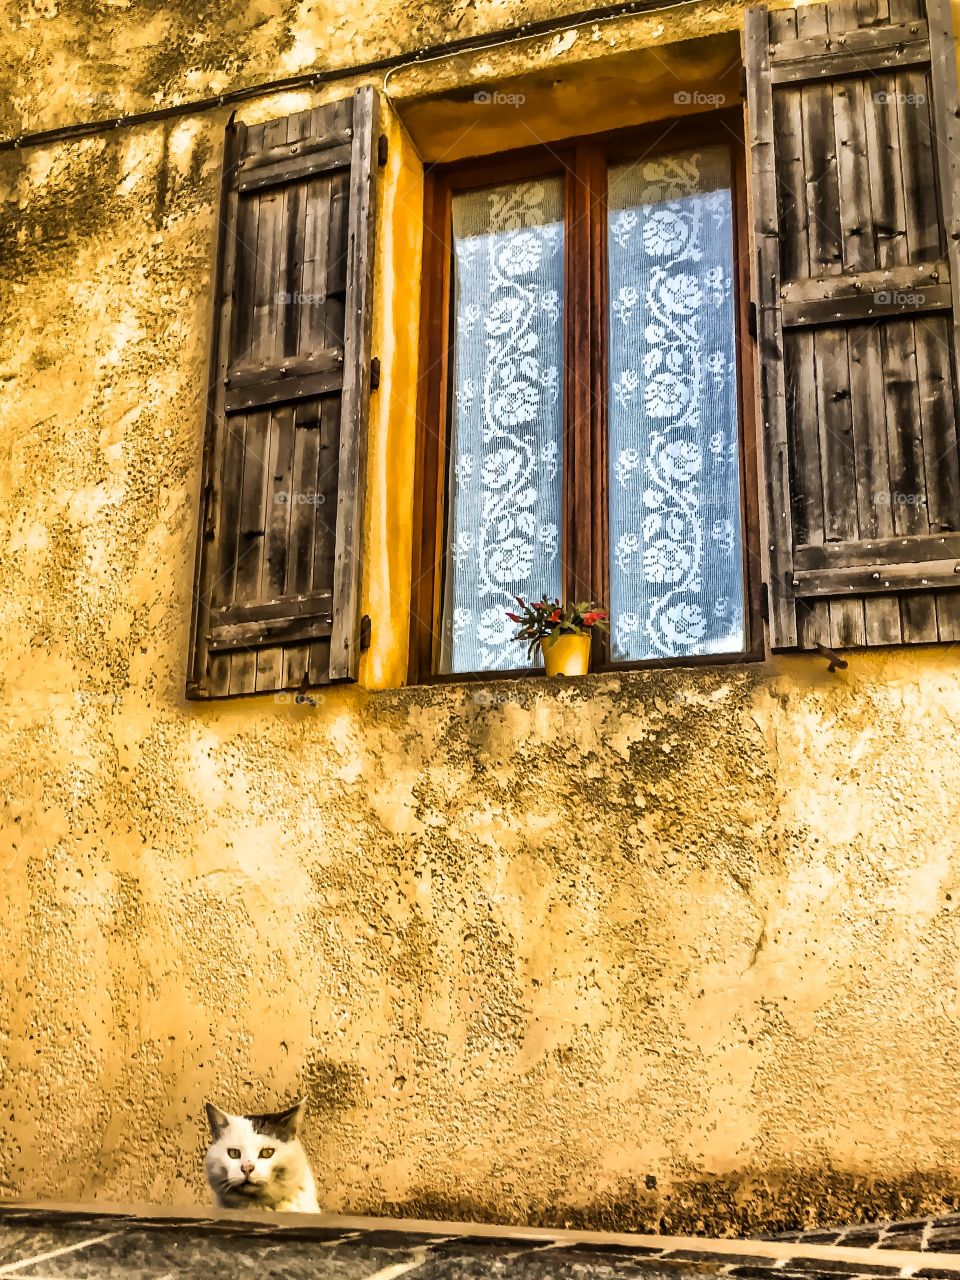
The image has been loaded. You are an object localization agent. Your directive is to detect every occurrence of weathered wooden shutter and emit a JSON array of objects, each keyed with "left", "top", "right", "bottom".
[
  {"left": 744, "top": 0, "right": 960, "bottom": 649},
  {"left": 187, "top": 88, "right": 378, "bottom": 698}
]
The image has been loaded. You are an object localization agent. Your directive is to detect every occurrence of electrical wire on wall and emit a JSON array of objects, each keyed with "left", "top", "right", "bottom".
[{"left": 2, "top": 0, "right": 703, "bottom": 153}]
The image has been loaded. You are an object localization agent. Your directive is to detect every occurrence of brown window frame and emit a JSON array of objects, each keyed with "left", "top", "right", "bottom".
[{"left": 409, "top": 109, "right": 763, "bottom": 684}]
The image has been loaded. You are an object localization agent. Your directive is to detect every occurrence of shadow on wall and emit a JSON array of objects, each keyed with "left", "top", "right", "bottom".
[{"left": 367, "top": 1168, "right": 960, "bottom": 1237}]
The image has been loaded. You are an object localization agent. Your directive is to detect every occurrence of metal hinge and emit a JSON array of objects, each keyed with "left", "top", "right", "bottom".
[
  {"left": 814, "top": 641, "right": 848, "bottom": 673},
  {"left": 370, "top": 356, "right": 381, "bottom": 389},
  {"left": 759, "top": 581, "right": 769, "bottom": 622},
  {"left": 377, "top": 134, "right": 388, "bottom": 167},
  {"left": 740, "top": 65, "right": 749, "bottom": 99},
  {"left": 203, "top": 482, "right": 217, "bottom": 539},
  {"left": 360, "top": 614, "right": 372, "bottom": 652},
  {"left": 748, "top": 300, "right": 758, "bottom": 339}
]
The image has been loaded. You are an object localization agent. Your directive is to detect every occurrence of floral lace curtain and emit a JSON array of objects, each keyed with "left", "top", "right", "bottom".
[
  {"left": 607, "top": 147, "right": 744, "bottom": 661},
  {"left": 440, "top": 179, "right": 565, "bottom": 674}
]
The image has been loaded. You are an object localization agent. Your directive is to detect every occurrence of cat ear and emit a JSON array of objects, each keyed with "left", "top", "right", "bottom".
[
  {"left": 267, "top": 1098, "right": 306, "bottom": 1141},
  {"left": 204, "top": 1101, "right": 230, "bottom": 1138}
]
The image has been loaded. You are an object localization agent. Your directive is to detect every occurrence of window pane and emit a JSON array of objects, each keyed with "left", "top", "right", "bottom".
[
  {"left": 440, "top": 178, "right": 565, "bottom": 674},
  {"left": 607, "top": 146, "right": 744, "bottom": 662}
]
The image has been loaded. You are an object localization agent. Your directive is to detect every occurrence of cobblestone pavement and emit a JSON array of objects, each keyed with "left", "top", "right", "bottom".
[
  {"left": 765, "top": 1215, "right": 960, "bottom": 1255},
  {"left": 3, "top": 1207, "right": 960, "bottom": 1280}
]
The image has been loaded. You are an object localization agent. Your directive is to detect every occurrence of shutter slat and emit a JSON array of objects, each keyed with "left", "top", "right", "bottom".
[
  {"left": 897, "top": 67, "right": 941, "bottom": 263},
  {"left": 746, "top": 6, "right": 798, "bottom": 647},
  {"left": 227, "top": 348, "right": 344, "bottom": 388},
  {"left": 224, "top": 367, "right": 344, "bottom": 413},
  {"left": 188, "top": 90, "right": 378, "bottom": 698},
  {"left": 281, "top": 160, "right": 309, "bottom": 360},
  {"left": 793, "top": 11, "right": 838, "bottom": 649},
  {"left": 864, "top": 64, "right": 909, "bottom": 269},
  {"left": 858, "top": 0, "right": 892, "bottom": 26},
  {"left": 923, "top": 0, "right": 960, "bottom": 638},
  {"left": 214, "top": 419, "right": 246, "bottom": 607},
  {"left": 770, "top": 36, "right": 930, "bottom": 83},
  {"left": 307, "top": 394, "right": 344, "bottom": 685},
  {"left": 836, "top": 78, "right": 873, "bottom": 273},
  {"left": 782, "top": 281, "right": 951, "bottom": 327},
  {"left": 188, "top": 118, "right": 245, "bottom": 699},
  {"left": 252, "top": 111, "right": 305, "bottom": 695},
  {"left": 818, "top": 327, "right": 867, "bottom": 646},
  {"left": 236, "top": 142, "right": 353, "bottom": 193},
  {"left": 824, "top": 14, "right": 869, "bottom": 674},
  {"left": 211, "top": 589, "right": 334, "bottom": 625},
  {"left": 780, "top": 262, "right": 947, "bottom": 304},
  {"left": 261, "top": 405, "right": 297, "bottom": 598},
  {"left": 849, "top": 325, "right": 904, "bottom": 642},
  {"left": 795, "top": 533, "right": 960, "bottom": 569},
  {"left": 284, "top": 403, "right": 325, "bottom": 692},
  {"left": 794, "top": 559, "right": 960, "bottom": 598},
  {"left": 238, "top": 128, "right": 353, "bottom": 173},
  {"left": 770, "top": 16, "right": 927, "bottom": 61},
  {"left": 329, "top": 87, "right": 379, "bottom": 681},
  {"left": 882, "top": 320, "right": 928, "bottom": 537},
  {"left": 209, "top": 612, "right": 334, "bottom": 652}
]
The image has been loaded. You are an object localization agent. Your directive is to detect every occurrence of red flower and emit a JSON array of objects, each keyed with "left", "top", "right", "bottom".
[
  {"left": 506, "top": 612, "right": 521, "bottom": 623},
  {"left": 548, "top": 609, "right": 561, "bottom": 623},
  {"left": 582, "top": 610, "right": 606, "bottom": 626}
]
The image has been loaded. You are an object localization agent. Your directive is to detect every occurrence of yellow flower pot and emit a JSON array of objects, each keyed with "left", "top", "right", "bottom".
[{"left": 540, "top": 630, "right": 592, "bottom": 677}]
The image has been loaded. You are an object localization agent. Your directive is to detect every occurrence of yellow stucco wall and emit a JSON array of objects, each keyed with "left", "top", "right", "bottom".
[{"left": 2, "top": 0, "right": 960, "bottom": 1233}]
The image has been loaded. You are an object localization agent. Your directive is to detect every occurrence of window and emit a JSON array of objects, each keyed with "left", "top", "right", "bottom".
[
  {"left": 413, "top": 0, "right": 960, "bottom": 681},
  {"left": 411, "top": 115, "right": 760, "bottom": 680}
]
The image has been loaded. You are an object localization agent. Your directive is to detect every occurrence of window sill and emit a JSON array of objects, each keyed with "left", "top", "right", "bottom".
[{"left": 414, "top": 645, "right": 766, "bottom": 687}]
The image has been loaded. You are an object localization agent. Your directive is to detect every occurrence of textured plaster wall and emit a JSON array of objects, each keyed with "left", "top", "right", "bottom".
[{"left": 2, "top": 0, "right": 960, "bottom": 1237}]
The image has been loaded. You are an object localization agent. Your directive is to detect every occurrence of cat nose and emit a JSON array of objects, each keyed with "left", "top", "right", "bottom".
[{"left": 240, "top": 1161, "right": 254, "bottom": 1175}]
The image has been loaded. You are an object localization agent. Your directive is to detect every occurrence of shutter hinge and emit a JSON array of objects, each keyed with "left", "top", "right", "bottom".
[
  {"left": 748, "top": 300, "right": 758, "bottom": 339},
  {"left": 377, "top": 133, "right": 388, "bottom": 167},
  {"left": 814, "top": 641, "right": 848, "bottom": 673},
  {"left": 295, "top": 672, "right": 320, "bottom": 706},
  {"left": 370, "top": 356, "right": 381, "bottom": 389},
  {"left": 360, "top": 614, "right": 372, "bottom": 652},
  {"left": 740, "top": 65, "right": 748, "bottom": 100},
  {"left": 203, "top": 482, "right": 217, "bottom": 539},
  {"left": 759, "top": 581, "right": 769, "bottom": 622}
]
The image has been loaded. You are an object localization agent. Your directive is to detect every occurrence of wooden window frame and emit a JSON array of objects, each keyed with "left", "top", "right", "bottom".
[{"left": 409, "top": 109, "right": 763, "bottom": 684}]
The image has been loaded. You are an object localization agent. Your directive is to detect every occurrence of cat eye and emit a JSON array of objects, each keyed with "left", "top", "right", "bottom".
[
  {"left": 227, "top": 1148, "right": 240, "bottom": 1159},
  {"left": 258, "top": 1147, "right": 275, "bottom": 1159}
]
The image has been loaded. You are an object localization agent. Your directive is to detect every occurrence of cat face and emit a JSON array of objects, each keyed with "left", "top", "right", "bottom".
[{"left": 204, "top": 1100, "right": 307, "bottom": 1209}]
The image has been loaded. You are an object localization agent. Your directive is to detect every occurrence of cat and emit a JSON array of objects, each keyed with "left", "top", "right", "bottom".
[{"left": 203, "top": 1098, "right": 319, "bottom": 1212}]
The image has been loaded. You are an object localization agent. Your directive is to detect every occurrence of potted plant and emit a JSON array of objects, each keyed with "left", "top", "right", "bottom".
[{"left": 506, "top": 597, "right": 608, "bottom": 677}]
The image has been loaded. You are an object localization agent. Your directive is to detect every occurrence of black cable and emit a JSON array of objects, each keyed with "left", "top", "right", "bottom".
[{"left": 1, "top": 0, "right": 694, "bottom": 152}]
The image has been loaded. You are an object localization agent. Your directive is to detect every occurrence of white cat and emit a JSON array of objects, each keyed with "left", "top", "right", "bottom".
[{"left": 203, "top": 1098, "right": 319, "bottom": 1212}]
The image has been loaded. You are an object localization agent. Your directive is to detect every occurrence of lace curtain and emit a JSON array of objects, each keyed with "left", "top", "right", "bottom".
[
  {"left": 607, "top": 147, "right": 744, "bottom": 661},
  {"left": 440, "top": 179, "right": 565, "bottom": 674}
]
